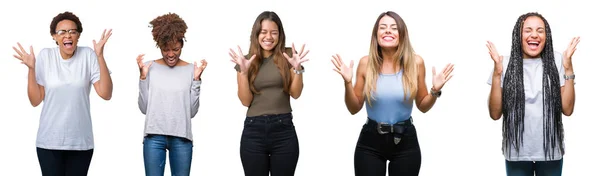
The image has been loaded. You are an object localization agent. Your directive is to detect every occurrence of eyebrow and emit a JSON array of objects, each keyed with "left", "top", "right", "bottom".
[{"left": 379, "top": 24, "right": 397, "bottom": 26}]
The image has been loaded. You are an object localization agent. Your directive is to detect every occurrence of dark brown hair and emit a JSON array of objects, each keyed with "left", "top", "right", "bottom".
[
  {"left": 149, "top": 13, "right": 187, "bottom": 48},
  {"left": 247, "top": 11, "right": 292, "bottom": 94},
  {"left": 50, "top": 11, "right": 83, "bottom": 45}
]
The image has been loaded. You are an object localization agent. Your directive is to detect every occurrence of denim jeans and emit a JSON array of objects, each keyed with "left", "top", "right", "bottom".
[
  {"left": 143, "top": 134, "right": 193, "bottom": 176},
  {"left": 240, "top": 113, "right": 300, "bottom": 176},
  {"left": 354, "top": 120, "right": 421, "bottom": 176},
  {"left": 36, "top": 147, "right": 94, "bottom": 176},
  {"left": 505, "top": 159, "right": 563, "bottom": 176}
]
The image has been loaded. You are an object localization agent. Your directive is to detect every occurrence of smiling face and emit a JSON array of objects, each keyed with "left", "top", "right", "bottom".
[
  {"left": 377, "top": 15, "right": 400, "bottom": 49},
  {"left": 521, "top": 16, "right": 546, "bottom": 58},
  {"left": 160, "top": 41, "right": 183, "bottom": 67},
  {"left": 52, "top": 20, "right": 80, "bottom": 59},
  {"left": 258, "top": 20, "right": 279, "bottom": 57}
]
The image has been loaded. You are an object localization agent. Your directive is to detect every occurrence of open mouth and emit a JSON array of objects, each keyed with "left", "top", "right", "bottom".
[
  {"left": 262, "top": 40, "right": 274, "bottom": 47},
  {"left": 527, "top": 41, "right": 540, "bottom": 50},
  {"left": 166, "top": 57, "right": 177, "bottom": 65},
  {"left": 382, "top": 36, "right": 395, "bottom": 42},
  {"left": 63, "top": 41, "right": 74, "bottom": 49}
]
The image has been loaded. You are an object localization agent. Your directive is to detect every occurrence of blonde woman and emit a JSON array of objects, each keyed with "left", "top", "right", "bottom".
[{"left": 331, "top": 11, "right": 454, "bottom": 176}]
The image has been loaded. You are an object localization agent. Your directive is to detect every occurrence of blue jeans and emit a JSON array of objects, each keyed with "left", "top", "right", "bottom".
[
  {"left": 505, "top": 159, "right": 563, "bottom": 176},
  {"left": 143, "top": 134, "right": 193, "bottom": 176}
]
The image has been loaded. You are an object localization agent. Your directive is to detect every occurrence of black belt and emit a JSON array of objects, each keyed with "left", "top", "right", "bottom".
[{"left": 366, "top": 117, "right": 413, "bottom": 144}]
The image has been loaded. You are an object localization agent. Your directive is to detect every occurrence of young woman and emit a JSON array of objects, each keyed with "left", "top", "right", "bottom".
[
  {"left": 486, "top": 12, "right": 578, "bottom": 176},
  {"left": 229, "top": 11, "right": 309, "bottom": 176},
  {"left": 331, "top": 11, "right": 454, "bottom": 176},
  {"left": 137, "top": 13, "right": 207, "bottom": 176},
  {"left": 11, "top": 11, "right": 113, "bottom": 175}
]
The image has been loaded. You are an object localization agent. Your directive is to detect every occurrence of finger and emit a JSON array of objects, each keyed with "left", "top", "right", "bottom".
[
  {"left": 333, "top": 68, "right": 343, "bottom": 75},
  {"left": 442, "top": 63, "right": 452, "bottom": 74},
  {"left": 572, "top": 37, "right": 581, "bottom": 48},
  {"left": 298, "top": 43, "right": 305, "bottom": 55},
  {"left": 299, "top": 49, "right": 310, "bottom": 59},
  {"left": 101, "top": 29, "right": 106, "bottom": 40},
  {"left": 13, "top": 46, "right": 23, "bottom": 56},
  {"left": 283, "top": 52, "right": 291, "bottom": 60},
  {"left": 194, "top": 61, "right": 198, "bottom": 68},
  {"left": 331, "top": 58, "right": 341, "bottom": 69},
  {"left": 145, "top": 61, "right": 153, "bottom": 68},
  {"left": 445, "top": 64, "right": 455, "bottom": 76},
  {"left": 237, "top": 45, "right": 244, "bottom": 57},
  {"left": 228, "top": 50, "right": 237, "bottom": 60},
  {"left": 105, "top": 29, "right": 113, "bottom": 40},
  {"left": 248, "top": 54, "right": 257, "bottom": 62},
  {"left": 291, "top": 43, "right": 296, "bottom": 54},
  {"left": 349, "top": 60, "right": 354, "bottom": 69},
  {"left": 93, "top": 40, "right": 97, "bottom": 47},
  {"left": 13, "top": 55, "right": 23, "bottom": 61},
  {"left": 446, "top": 75, "right": 454, "bottom": 82},
  {"left": 298, "top": 58, "right": 309, "bottom": 64},
  {"left": 29, "top": 46, "right": 35, "bottom": 57},
  {"left": 432, "top": 66, "right": 437, "bottom": 76},
  {"left": 18, "top": 42, "right": 27, "bottom": 54}
]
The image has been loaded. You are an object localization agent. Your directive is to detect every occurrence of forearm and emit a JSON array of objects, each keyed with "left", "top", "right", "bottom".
[
  {"left": 344, "top": 82, "right": 361, "bottom": 115},
  {"left": 561, "top": 68, "right": 575, "bottom": 116},
  {"left": 289, "top": 73, "right": 303, "bottom": 99},
  {"left": 237, "top": 73, "right": 253, "bottom": 107},
  {"left": 97, "top": 55, "right": 113, "bottom": 100},
  {"left": 190, "top": 80, "right": 202, "bottom": 117},
  {"left": 416, "top": 93, "right": 437, "bottom": 113},
  {"left": 27, "top": 69, "right": 43, "bottom": 107},
  {"left": 488, "top": 75, "right": 503, "bottom": 120},
  {"left": 138, "top": 79, "right": 149, "bottom": 114}
]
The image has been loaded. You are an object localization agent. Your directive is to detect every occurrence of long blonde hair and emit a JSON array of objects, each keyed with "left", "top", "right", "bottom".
[{"left": 364, "top": 11, "right": 418, "bottom": 106}]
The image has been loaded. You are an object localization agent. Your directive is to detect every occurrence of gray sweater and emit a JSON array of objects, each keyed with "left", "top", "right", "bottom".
[{"left": 138, "top": 61, "right": 201, "bottom": 142}]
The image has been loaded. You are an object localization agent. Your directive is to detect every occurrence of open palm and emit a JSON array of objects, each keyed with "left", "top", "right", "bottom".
[
  {"left": 229, "top": 45, "right": 255, "bottom": 74},
  {"left": 283, "top": 43, "right": 310, "bottom": 70},
  {"left": 93, "top": 29, "right": 112, "bottom": 57},
  {"left": 194, "top": 59, "right": 208, "bottom": 80},
  {"left": 432, "top": 63, "right": 454, "bottom": 91},
  {"left": 563, "top": 36, "right": 580, "bottom": 68},
  {"left": 331, "top": 54, "right": 354, "bottom": 83},
  {"left": 136, "top": 54, "right": 152, "bottom": 80},
  {"left": 12, "top": 42, "right": 36, "bottom": 69}
]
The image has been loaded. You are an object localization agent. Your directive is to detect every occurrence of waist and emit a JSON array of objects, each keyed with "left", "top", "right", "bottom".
[
  {"left": 245, "top": 113, "right": 292, "bottom": 123},
  {"left": 365, "top": 117, "right": 413, "bottom": 135}
]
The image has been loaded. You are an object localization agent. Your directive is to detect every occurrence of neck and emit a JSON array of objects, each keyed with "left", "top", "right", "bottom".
[
  {"left": 262, "top": 50, "right": 273, "bottom": 58},
  {"left": 381, "top": 47, "right": 395, "bottom": 62}
]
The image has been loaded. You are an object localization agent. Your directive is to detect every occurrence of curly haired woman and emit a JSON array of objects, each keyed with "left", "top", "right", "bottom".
[{"left": 137, "top": 13, "right": 207, "bottom": 176}]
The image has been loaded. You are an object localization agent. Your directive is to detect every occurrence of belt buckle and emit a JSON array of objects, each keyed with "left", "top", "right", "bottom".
[{"left": 376, "top": 122, "right": 392, "bottom": 134}]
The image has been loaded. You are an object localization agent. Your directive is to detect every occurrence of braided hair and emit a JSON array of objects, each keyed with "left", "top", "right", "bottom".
[{"left": 502, "top": 12, "right": 564, "bottom": 160}]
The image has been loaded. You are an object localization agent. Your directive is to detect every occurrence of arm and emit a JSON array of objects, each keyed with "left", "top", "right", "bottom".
[
  {"left": 138, "top": 77, "right": 149, "bottom": 115},
  {"left": 488, "top": 57, "right": 504, "bottom": 120},
  {"left": 236, "top": 71, "right": 254, "bottom": 107},
  {"left": 345, "top": 56, "right": 368, "bottom": 115},
  {"left": 288, "top": 66, "right": 304, "bottom": 99},
  {"left": 414, "top": 55, "right": 437, "bottom": 113},
  {"left": 561, "top": 66, "right": 575, "bottom": 116},
  {"left": 93, "top": 54, "right": 113, "bottom": 100},
  {"left": 27, "top": 68, "right": 45, "bottom": 107},
  {"left": 190, "top": 79, "right": 202, "bottom": 118}
]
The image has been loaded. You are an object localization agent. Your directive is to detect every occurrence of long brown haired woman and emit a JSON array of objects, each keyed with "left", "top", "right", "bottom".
[{"left": 229, "top": 11, "right": 309, "bottom": 176}]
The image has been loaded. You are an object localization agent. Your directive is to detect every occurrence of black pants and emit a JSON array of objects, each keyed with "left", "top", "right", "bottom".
[
  {"left": 36, "top": 147, "right": 94, "bottom": 176},
  {"left": 354, "top": 120, "right": 421, "bottom": 176},
  {"left": 240, "top": 113, "right": 300, "bottom": 176}
]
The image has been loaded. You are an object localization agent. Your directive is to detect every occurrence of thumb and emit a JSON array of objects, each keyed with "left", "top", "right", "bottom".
[
  {"left": 349, "top": 60, "right": 354, "bottom": 69},
  {"left": 432, "top": 66, "right": 437, "bottom": 76},
  {"left": 92, "top": 40, "right": 97, "bottom": 47},
  {"left": 146, "top": 61, "right": 153, "bottom": 68}
]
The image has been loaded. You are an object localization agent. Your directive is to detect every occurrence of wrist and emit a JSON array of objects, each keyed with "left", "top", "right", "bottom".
[
  {"left": 140, "top": 75, "right": 146, "bottom": 80},
  {"left": 430, "top": 87, "right": 442, "bottom": 98}
]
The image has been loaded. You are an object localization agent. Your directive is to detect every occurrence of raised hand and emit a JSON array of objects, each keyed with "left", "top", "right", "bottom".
[
  {"left": 563, "top": 36, "right": 580, "bottom": 70},
  {"left": 136, "top": 54, "right": 152, "bottom": 80},
  {"left": 331, "top": 54, "right": 354, "bottom": 84},
  {"left": 193, "top": 59, "right": 208, "bottom": 81},
  {"left": 432, "top": 63, "right": 454, "bottom": 91},
  {"left": 229, "top": 45, "right": 255, "bottom": 74},
  {"left": 486, "top": 41, "right": 503, "bottom": 74},
  {"left": 283, "top": 43, "right": 310, "bottom": 70},
  {"left": 93, "top": 29, "right": 113, "bottom": 57},
  {"left": 13, "top": 42, "right": 36, "bottom": 69}
]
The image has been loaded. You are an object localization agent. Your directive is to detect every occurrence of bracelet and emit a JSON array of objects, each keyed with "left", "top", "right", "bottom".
[{"left": 564, "top": 74, "right": 575, "bottom": 80}]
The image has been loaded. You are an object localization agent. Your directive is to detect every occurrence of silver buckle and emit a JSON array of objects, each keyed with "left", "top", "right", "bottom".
[{"left": 377, "top": 122, "right": 392, "bottom": 134}]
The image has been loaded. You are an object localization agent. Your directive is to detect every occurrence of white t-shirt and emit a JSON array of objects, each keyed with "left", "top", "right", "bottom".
[
  {"left": 35, "top": 46, "right": 104, "bottom": 150},
  {"left": 487, "top": 51, "right": 566, "bottom": 161}
]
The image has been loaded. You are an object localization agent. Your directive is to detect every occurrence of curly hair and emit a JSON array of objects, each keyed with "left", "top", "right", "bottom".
[
  {"left": 502, "top": 12, "right": 564, "bottom": 160},
  {"left": 50, "top": 11, "right": 83, "bottom": 45},
  {"left": 149, "top": 13, "right": 187, "bottom": 48}
]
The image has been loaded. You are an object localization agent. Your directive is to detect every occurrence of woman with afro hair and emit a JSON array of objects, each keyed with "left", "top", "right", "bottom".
[
  {"left": 486, "top": 12, "right": 579, "bottom": 176},
  {"left": 12, "top": 11, "right": 113, "bottom": 176},
  {"left": 229, "top": 11, "right": 310, "bottom": 176},
  {"left": 137, "top": 12, "right": 207, "bottom": 176}
]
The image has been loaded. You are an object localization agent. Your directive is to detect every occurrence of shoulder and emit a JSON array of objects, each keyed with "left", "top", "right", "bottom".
[
  {"left": 358, "top": 55, "right": 369, "bottom": 67},
  {"left": 78, "top": 46, "right": 95, "bottom": 54},
  {"left": 552, "top": 51, "right": 563, "bottom": 67},
  {"left": 414, "top": 54, "right": 424, "bottom": 66}
]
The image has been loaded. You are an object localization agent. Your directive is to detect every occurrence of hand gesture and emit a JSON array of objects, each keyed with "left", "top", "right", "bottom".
[
  {"left": 93, "top": 29, "right": 113, "bottom": 57},
  {"left": 283, "top": 43, "right": 310, "bottom": 70},
  {"left": 136, "top": 54, "right": 152, "bottom": 80},
  {"left": 229, "top": 45, "right": 255, "bottom": 74},
  {"left": 563, "top": 36, "right": 580, "bottom": 69},
  {"left": 193, "top": 59, "right": 208, "bottom": 80},
  {"left": 12, "top": 42, "right": 36, "bottom": 69},
  {"left": 431, "top": 63, "right": 454, "bottom": 91},
  {"left": 331, "top": 54, "right": 354, "bottom": 84},
  {"left": 486, "top": 41, "right": 503, "bottom": 74}
]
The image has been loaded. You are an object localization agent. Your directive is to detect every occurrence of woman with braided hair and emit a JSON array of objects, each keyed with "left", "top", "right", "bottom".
[
  {"left": 137, "top": 12, "right": 207, "bottom": 176},
  {"left": 486, "top": 12, "right": 579, "bottom": 176}
]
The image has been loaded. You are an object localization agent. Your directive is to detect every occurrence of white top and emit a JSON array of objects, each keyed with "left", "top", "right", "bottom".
[
  {"left": 35, "top": 46, "right": 106, "bottom": 150},
  {"left": 138, "top": 61, "right": 201, "bottom": 142},
  {"left": 487, "top": 51, "right": 566, "bottom": 161}
]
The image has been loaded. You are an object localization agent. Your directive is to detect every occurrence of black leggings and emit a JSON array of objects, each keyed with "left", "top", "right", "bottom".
[
  {"left": 354, "top": 123, "right": 421, "bottom": 176},
  {"left": 240, "top": 113, "right": 300, "bottom": 176},
  {"left": 37, "top": 147, "right": 94, "bottom": 176}
]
